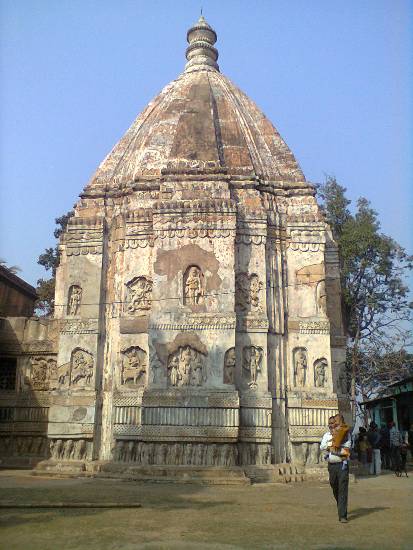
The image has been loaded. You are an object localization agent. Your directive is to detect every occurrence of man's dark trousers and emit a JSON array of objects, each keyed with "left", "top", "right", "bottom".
[{"left": 328, "top": 462, "right": 349, "bottom": 519}]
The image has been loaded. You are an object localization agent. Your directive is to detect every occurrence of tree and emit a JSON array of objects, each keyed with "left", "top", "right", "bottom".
[
  {"left": 318, "top": 176, "right": 413, "bottom": 421},
  {"left": 36, "top": 211, "right": 73, "bottom": 316}
]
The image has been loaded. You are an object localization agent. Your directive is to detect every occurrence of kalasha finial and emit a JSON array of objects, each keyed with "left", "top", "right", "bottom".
[{"left": 185, "top": 15, "right": 219, "bottom": 72}]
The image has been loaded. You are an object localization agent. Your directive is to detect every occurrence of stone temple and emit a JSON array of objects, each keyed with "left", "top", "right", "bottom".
[{"left": 0, "top": 17, "right": 348, "bottom": 480}]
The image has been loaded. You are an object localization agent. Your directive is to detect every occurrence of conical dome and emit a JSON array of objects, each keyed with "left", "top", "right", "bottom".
[{"left": 85, "top": 16, "right": 306, "bottom": 194}]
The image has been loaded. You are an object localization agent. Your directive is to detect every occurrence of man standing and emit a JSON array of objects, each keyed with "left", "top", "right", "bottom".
[
  {"left": 320, "top": 415, "right": 352, "bottom": 523},
  {"left": 367, "top": 422, "right": 381, "bottom": 475}
]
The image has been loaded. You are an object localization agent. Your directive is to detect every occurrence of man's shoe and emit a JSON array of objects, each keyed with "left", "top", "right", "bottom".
[{"left": 339, "top": 518, "right": 348, "bottom": 523}]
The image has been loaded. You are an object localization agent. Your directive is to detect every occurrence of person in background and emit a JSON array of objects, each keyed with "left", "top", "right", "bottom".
[
  {"left": 379, "top": 423, "right": 391, "bottom": 470},
  {"left": 320, "top": 415, "right": 352, "bottom": 523},
  {"left": 357, "top": 427, "right": 369, "bottom": 465},
  {"left": 367, "top": 422, "right": 381, "bottom": 475},
  {"left": 389, "top": 421, "right": 403, "bottom": 474}
]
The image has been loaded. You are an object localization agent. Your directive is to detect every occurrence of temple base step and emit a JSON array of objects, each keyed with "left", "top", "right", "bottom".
[
  {"left": 97, "top": 464, "right": 250, "bottom": 485},
  {"left": 245, "top": 464, "right": 306, "bottom": 483}
]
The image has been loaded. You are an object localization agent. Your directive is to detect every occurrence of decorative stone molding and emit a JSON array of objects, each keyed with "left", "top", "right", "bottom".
[
  {"left": 140, "top": 425, "right": 239, "bottom": 440},
  {"left": 142, "top": 406, "right": 238, "bottom": 427},
  {"left": 149, "top": 317, "right": 236, "bottom": 331},
  {"left": 60, "top": 319, "right": 99, "bottom": 334},
  {"left": 299, "top": 320, "right": 330, "bottom": 334},
  {"left": 113, "top": 406, "right": 141, "bottom": 425},
  {"left": 288, "top": 407, "right": 339, "bottom": 426},
  {"left": 49, "top": 438, "right": 92, "bottom": 461},
  {"left": 236, "top": 316, "right": 269, "bottom": 332},
  {"left": 239, "top": 427, "right": 272, "bottom": 441}
]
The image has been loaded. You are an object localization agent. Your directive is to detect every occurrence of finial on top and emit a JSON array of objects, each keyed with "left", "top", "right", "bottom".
[{"left": 185, "top": 15, "right": 219, "bottom": 72}]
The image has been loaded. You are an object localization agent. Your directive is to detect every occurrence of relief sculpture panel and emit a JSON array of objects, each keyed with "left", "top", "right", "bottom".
[
  {"left": 70, "top": 348, "right": 94, "bottom": 387},
  {"left": 167, "top": 345, "right": 206, "bottom": 387},
  {"left": 184, "top": 265, "right": 204, "bottom": 306},
  {"left": 235, "top": 273, "right": 263, "bottom": 313},
  {"left": 314, "top": 358, "right": 328, "bottom": 388},
  {"left": 223, "top": 348, "right": 236, "bottom": 384},
  {"left": 126, "top": 276, "right": 152, "bottom": 314},
  {"left": 242, "top": 346, "right": 263, "bottom": 389},
  {"left": 67, "top": 285, "right": 82, "bottom": 316},
  {"left": 293, "top": 348, "right": 307, "bottom": 387},
  {"left": 121, "top": 346, "right": 147, "bottom": 387}
]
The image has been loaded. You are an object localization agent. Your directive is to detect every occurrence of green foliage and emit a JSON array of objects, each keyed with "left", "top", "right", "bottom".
[
  {"left": 318, "top": 176, "right": 412, "bottom": 418},
  {"left": 35, "top": 211, "right": 74, "bottom": 316}
]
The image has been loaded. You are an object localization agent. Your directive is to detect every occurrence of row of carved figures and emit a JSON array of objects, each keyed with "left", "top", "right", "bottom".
[
  {"left": 0, "top": 436, "right": 48, "bottom": 457},
  {"left": 49, "top": 438, "right": 92, "bottom": 461},
  {"left": 26, "top": 347, "right": 338, "bottom": 392},
  {"left": 65, "top": 271, "right": 328, "bottom": 317},
  {"left": 112, "top": 441, "right": 272, "bottom": 466},
  {"left": 293, "top": 349, "right": 329, "bottom": 388}
]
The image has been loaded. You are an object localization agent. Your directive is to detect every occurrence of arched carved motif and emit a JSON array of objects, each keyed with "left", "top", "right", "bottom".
[
  {"left": 223, "top": 348, "right": 236, "bottom": 384},
  {"left": 121, "top": 346, "right": 147, "bottom": 386},
  {"left": 242, "top": 346, "right": 263, "bottom": 388},
  {"left": 314, "top": 358, "right": 328, "bottom": 387},
  {"left": 67, "top": 285, "right": 82, "bottom": 316},
  {"left": 70, "top": 348, "right": 94, "bottom": 387},
  {"left": 125, "top": 276, "right": 152, "bottom": 314},
  {"left": 167, "top": 345, "right": 206, "bottom": 387},
  {"left": 293, "top": 347, "right": 307, "bottom": 387},
  {"left": 183, "top": 265, "right": 204, "bottom": 305}
]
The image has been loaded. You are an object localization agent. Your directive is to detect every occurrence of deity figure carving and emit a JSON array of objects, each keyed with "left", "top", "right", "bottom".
[
  {"left": 316, "top": 279, "right": 327, "bottom": 316},
  {"left": 314, "top": 358, "right": 328, "bottom": 388},
  {"left": 293, "top": 348, "right": 307, "bottom": 387},
  {"left": 70, "top": 348, "right": 94, "bottom": 386},
  {"left": 223, "top": 347, "right": 236, "bottom": 384},
  {"left": 242, "top": 346, "right": 263, "bottom": 388},
  {"left": 29, "top": 357, "right": 49, "bottom": 390},
  {"left": 126, "top": 276, "right": 152, "bottom": 314},
  {"left": 167, "top": 345, "right": 206, "bottom": 387},
  {"left": 121, "top": 346, "right": 147, "bottom": 386},
  {"left": 67, "top": 285, "right": 82, "bottom": 316},
  {"left": 183, "top": 265, "right": 204, "bottom": 305},
  {"left": 235, "top": 273, "right": 263, "bottom": 313}
]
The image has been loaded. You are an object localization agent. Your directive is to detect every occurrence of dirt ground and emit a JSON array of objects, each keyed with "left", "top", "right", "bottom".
[{"left": 0, "top": 469, "right": 411, "bottom": 550}]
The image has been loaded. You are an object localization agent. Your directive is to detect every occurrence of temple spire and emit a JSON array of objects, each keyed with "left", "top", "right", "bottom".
[{"left": 185, "top": 15, "right": 219, "bottom": 72}]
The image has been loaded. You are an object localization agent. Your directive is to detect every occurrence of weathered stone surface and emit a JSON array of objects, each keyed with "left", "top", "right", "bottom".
[{"left": 0, "top": 15, "right": 348, "bottom": 476}]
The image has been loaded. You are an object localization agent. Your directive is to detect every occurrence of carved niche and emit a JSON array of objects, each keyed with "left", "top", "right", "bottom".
[
  {"left": 235, "top": 273, "right": 263, "bottom": 313},
  {"left": 121, "top": 346, "right": 147, "bottom": 387},
  {"left": 242, "top": 346, "right": 263, "bottom": 388},
  {"left": 183, "top": 265, "right": 204, "bottom": 306},
  {"left": 314, "top": 358, "right": 328, "bottom": 388},
  {"left": 70, "top": 348, "right": 94, "bottom": 387},
  {"left": 126, "top": 276, "right": 152, "bottom": 314},
  {"left": 67, "top": 285, "right": 82, "bottom": 316},
  {"left": 28, "top": 357, "right": 55, "bottom": 390},
  {"left": 224, "top": 348, "right": 236, "bottom": 384},
  {"left": 316, "top": 280, "right": 327, "bottom": 316},
  {"left": 167, "top": 345, "right": 206, "bottom": 387},
  {"left": 293, "top": 348, "right": 307, "bottom": 387}
]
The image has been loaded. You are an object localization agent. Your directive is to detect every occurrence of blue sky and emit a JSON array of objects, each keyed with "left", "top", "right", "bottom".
[{"left": 0, "top": 0, "right": 412, "bottom": 286}]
